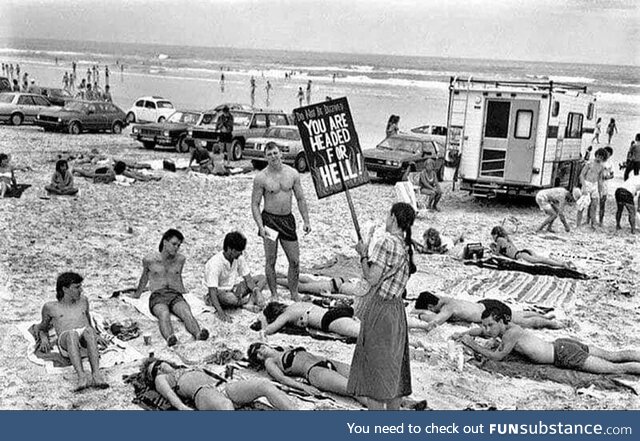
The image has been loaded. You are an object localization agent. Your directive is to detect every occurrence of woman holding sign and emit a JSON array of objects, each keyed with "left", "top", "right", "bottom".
[{"left": 347, "top": 202, "right": 416, "bottom": 410}]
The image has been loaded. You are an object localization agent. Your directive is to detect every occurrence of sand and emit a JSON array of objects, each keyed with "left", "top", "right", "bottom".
[{"left": 0, "top": 124, "right": 639, "bottom": 410}]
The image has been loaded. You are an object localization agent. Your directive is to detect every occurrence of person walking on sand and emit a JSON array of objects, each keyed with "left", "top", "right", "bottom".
[
  {"left": 105, "top": 65, "right": 109, "bottom": 86},
  {"left": 128, "top": 229, "right": 210, "bottom": 347},
  {"left": 36, "top": 272, "right": 109, "bottom": 391},
  {"left": 606, "top": 118, "right": 618, "bottom": 145},
  {"left": 265, "top": 80, "right": 272, "bottom": 107},
  {"left": 597, "top": 146, "right": 614, "bottom": 226},
  {"left": 297, "top": 87, "right": 304, "bottom": 107},
  {"left": 306, "top": 80, "right": 312, "bottom": 105},
  {"left": 250, "top": 76, "right": 256, "bottom": 107},
  {"left": 592, "top": 117, "right": 602, "bottom": 144},
  {"left": 251, "top": 143, "right": 311, "bottom": 302},
  {"left": 624, "top": 134, "right": 640, "bottom": 180},
  {"left": 348, "top": 202, "right": 416, "bottom": 410}
]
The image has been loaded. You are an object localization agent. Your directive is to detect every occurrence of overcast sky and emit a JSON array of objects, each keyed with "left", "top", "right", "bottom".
[{"left": 1, "top": 0, "right": 638, "bottom": 65}]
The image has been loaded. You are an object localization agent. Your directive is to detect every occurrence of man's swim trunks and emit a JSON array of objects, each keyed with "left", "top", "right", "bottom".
[
  {"left": 261, "top": 211, "right": 297, "bottom": 242},
  {"left": 553, "top": 338, "right": 590, "bottom": 369},
  {"left": 615, "top": 188, "right": 634, "bottom": 206},
  {"left": 320, "top": 306, "right": 355, "bottom": 332},
  {"left": 149, "top": 288, "right": 186, "bottom": 312}
]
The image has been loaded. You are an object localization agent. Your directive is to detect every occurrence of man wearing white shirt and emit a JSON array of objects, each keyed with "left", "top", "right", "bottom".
[{"left": 204, "top": 231, "right": 266, "bottom": 322}]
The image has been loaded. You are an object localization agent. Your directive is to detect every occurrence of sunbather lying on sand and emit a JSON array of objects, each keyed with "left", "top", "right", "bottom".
[
  {"left": 251, "top": 301, "right": 432, "bottom": 337},
  {"left": 453, "top": 304, "right": 640, "bottom": 375},
  {"left": 414, "top": 227, "right": 464, "bottom": 255},
  {"left": 140, "top": 357, "right": 295, "bottom": 410},
  {"left": 246, "top": 343, "right": 427, "bottom": 409},
  {"left": 412, "top": 292, "right": 566, "bottom": 331},
  {"left": 490, "top": 226, "right": 574, "bottom": 269},
  {"left": 276, "top": 272, "right": 368, "bottom": 297},
  {"left": 74, "top": 160, "right": 160, "bottom": 183}
]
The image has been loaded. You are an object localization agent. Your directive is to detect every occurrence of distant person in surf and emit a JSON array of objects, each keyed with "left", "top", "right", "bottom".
[
  {"left": 606, "top": 118, "right": 618, "bottom": 145},
  {"left": 297, "top": 87, "right": 304, "bottom": 107}
]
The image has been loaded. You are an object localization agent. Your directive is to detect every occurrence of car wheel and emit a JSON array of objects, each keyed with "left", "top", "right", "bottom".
[
  {"left": 125, "top": 112, "right": 136, "bottom": 124},
  {"left": 251, "top": 160, "right": 267, "bottom": 170},
  {"left": 68, "top": 121, "right": 82, "bottom": 135},
  {"left": 158, "top": 116, "right": 165, "bottom": 123},
  {"left": 231, "top": 139, "right": 243, "bottom": 161},
  {"left": 295, "top": 153, "right": 308, "bottom": 173},
  {"left": 112, "top": 122, "right": 123, "bottom": 134},
  {"left": 142, "top": 141, "right": 155, "bottom": 150},
  {"left": 176, "top": 135, "right": 189, "bottom": 153},
  {"left": 10, "top": 113, "right": 23, "bottom": 126}
]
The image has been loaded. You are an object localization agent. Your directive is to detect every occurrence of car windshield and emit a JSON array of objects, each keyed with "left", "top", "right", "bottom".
[
  {"left": 377, "top": 137, "right": 424, "bottom": 153},
  {"left": 63, "top": 101, "right": 87, "bottom": 112},
  {"left": 157, "top": 101, "right": 173, "bottom": 109},
  {"left": 167, "top": 111, "right": 199, "bottom": 124},
  {"left": 0, "top": 93, "right": 15, "bottom": 103},
  {"left": 231, "top": 111, "right": 252, "bottom": 127}
]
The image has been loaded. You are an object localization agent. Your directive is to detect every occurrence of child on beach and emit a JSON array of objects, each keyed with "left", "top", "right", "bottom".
[
  {"left": 578, "top": 148, "right": 606, "bottom": 229},
  {"left": 45, "top": 159, "right": 78, "bottom": 195},
  {"left": 0, "top": 153, "right": 17, "bottom": 197},
  {"left": 36, "top": 272, "right": 109, "bottom": 391},
  {"left": 535, "top": 187, "right": 572, "bottom": 232},
  {"left": 490, "top": 226, "right": 574, "bottom": 269}
]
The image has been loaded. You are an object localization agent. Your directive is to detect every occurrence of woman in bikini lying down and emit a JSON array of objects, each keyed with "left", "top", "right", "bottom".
[
  {"left": 247, "top": 343, "right": 362, "bottom": 400},
  {"left": 276, "top": 272, "right": 369, "bottom": 297},
  {"left": 490, "top": 226, "right": 575, "bottom": 269},
  {"left": 141, "top": 357, "right": 295, "bottom": 410},
  {"left": 250, "top": 301, "right": 433, "bottom": 337}
]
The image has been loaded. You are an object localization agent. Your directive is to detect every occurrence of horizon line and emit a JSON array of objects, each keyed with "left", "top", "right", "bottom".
[{"left": 2, "top": 36, "right": 638, "bottom": 69}]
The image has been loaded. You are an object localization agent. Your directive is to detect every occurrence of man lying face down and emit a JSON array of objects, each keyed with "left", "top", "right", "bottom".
[
  {"left": 453, "top": 304, "right": 640, "bottom": 375},
  {"left": 412, "top": 292, "right": 566, "bottom": 332}
]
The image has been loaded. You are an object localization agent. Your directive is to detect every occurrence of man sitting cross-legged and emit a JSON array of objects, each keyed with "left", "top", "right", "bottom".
[
  {"left": 204, "top": 231, "right": 267, "bottom": 323},
  {"left": 453, "top": 303, "right": 640, "bottom": 375},
  {"left": 36, "top": 272, "right": 109, "bottom": 391},
  {"left": 129, "top": 229, "right": 209, "bottom": 346},
  {"left": 412, "top": 292, "right": 566, "bottom": 332}
]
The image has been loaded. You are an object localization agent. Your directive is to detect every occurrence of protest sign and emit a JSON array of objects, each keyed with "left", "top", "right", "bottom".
[{"left": 294, "top": 97, "right": 369, "bottom": 200}]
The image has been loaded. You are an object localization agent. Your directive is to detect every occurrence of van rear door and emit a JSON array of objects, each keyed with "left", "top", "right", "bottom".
[{"left": 504, "top": 100, "right": 539, "bottom": 183}]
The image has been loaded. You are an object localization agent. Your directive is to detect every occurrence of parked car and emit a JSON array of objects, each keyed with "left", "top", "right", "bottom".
[
  {"left": 0, "top": 77, "right": 11, "bottom": 93},
  {"left": 125, "top": 96, "right": 175, "bottom": 123},
  {"left": 130, "top": 109, "right": 216, "bottom": 152},
  {"left": 35, "top": 100, "right": 127, "bottom": 134},
  {"left": 411, "top": 124, "right": 463, "bottom": 147},
  {"left": 187, "top": 104, "right": 293, "bottom": 160},
  {"left": 363, "top": 133, "right": 445, "bottom": 183},
  {"left": 0, "top": 92, "right": 53, "bottom": 125},
  {"left": 244, "top": 125, "right": 308, "bottom": 172},
  {"left": 40, "top": 87, "right": 73, "bottom": 106}
]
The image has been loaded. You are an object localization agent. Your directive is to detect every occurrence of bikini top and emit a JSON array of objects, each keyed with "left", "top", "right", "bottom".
[{"left": 281, "top": 347, "right": 307, "bottom": 373}]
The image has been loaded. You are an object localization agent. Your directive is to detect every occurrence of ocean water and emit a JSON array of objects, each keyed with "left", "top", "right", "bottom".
[{"left": 1, "top": 37, "right": 638, "bottom": 166}]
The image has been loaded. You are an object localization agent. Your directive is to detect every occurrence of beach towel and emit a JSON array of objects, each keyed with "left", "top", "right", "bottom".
[
  {"left": 3, "top": 183, "right": 31, "bottom": 198},
  {"left": 120, "top": 291, "right": 214, "bottom": 321},
  {"left": 470, "top": 352, "right": 638, "bottom": 394},
  {"left": 465, "top": 256, "right": 590, "bottom": 280},
  {"left": 446, "top": 271, "right": 578, "bottom": 312},
  {"left": 18, "top": 313, "right": 144, "bottom": 373}
]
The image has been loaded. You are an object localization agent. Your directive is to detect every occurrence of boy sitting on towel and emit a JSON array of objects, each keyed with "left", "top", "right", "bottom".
[
  {"left": 412, "top": 292, "right": 566, "bottom": 331},
  {"left": 36, "top": 272, "right": 109, "bottom": 391},
  {"left": 204, "top": 231, "right": 266, "bottom": 323},
  {"left": 453, "top": 303, "right": 640, "bottom": 375}
]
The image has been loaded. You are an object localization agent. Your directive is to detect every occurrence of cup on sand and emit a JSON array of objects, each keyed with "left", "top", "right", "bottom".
[{"left": 143, "top": 334, "right": 152, "bottom": 345}]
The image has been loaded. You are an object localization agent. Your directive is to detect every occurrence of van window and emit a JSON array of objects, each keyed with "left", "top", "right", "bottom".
[
  {"left": 17, "top": 95, "right": 35, "bottom": 105},
  {"left": 587, "top": 103, "right": 594, "bottom": 120},
  {"left": 484, "top": 101, "right": 510, "bottom": 138},
  {"left": 566, "top": 113, "right": 583, "bottom": 139},
  {"left": 552, "top": 101, "right": 560, "bottom": 117},
  {"left": 514, "top": 110, "right": 533, "bottom": 139}
]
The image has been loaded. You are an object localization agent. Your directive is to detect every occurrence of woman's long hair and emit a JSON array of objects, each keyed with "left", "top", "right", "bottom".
[{"left": 391, "top": 202, "right": 416, "bottom": 274}]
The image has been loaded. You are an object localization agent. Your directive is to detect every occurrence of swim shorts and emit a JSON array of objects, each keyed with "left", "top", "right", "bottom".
[
  {"left": 149, "top": 288, "right": 186, "bottom": 312},
  {"left": 615, "top": 188, "right": 634, "bottom": 206},
  {"left": 320, "top": 306, "right": 355, "bottom": 332},
  {"left": 553, "top": 338, "right": 590, "bottom": 369},
  {"left": 583, "top": 180, "right": 600, "bottom": 200},
  {"left": 261, "top": 211, "right": 297, "bottom": 242},
  {"left": 306, "top": 359, "right": 338, "bottom": 380}
]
